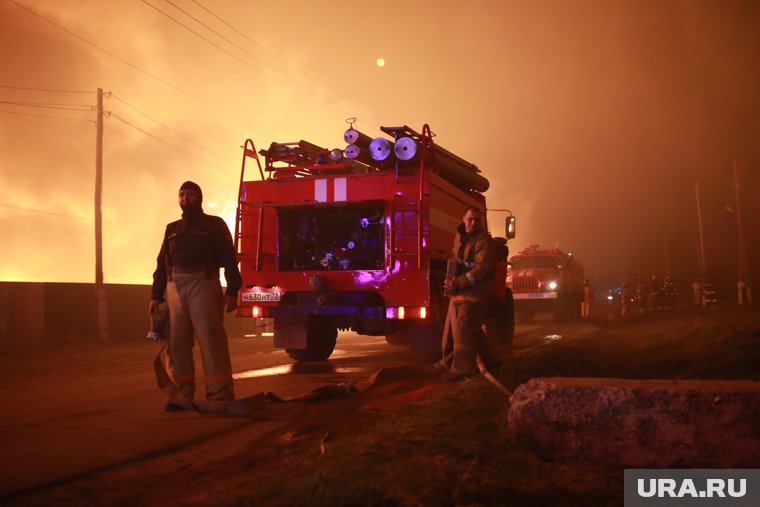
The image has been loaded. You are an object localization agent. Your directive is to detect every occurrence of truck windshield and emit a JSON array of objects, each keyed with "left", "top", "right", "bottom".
[
  {"left": 511, "top": 256, "right": 557, "bottom": 270},
  {"left": 277, "top": 204, "right": 385, "bottom": 271}
]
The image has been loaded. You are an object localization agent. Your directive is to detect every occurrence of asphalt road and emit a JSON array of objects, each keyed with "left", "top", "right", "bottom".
[{"left": 0, "top": 324, "right": 542, "bottom": 505}]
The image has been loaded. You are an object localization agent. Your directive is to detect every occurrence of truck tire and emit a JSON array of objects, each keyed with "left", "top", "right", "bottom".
[{"left": 286, "top": 317, "right": 337, "bottom": 362}]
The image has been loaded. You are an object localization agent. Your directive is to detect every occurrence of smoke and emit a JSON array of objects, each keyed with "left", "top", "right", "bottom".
[{"left": 1, "top": 0, "right": 758, "bottom": 295}]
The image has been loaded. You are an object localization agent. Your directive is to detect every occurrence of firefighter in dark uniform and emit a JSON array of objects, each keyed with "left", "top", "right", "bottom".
[
  {"left": 441, "top": 206, "right": 497, "bottom": 381},
  {"left": 149, "top": 181, "right": 242, "bottom": 410}
]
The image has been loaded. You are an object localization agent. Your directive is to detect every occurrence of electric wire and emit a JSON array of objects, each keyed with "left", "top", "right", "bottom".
[
  {"left": 0, "top": 202, "right": 92, "bottom": 221},
  {"left": 188, "top": 0, "right": 383, "bottom": 128},
  {"left": 5, "top": 0, "right": 265, "bottom": 135},
  {"left": 145, "top": 0, "right": 380, "bottom": 128},
  {"left": 0, "top": 109, "right": 94, "bottom": 122},
  {"left": 110, "top": 94, "right": 236, "bottom": 165},
  {"left": 104, "top": 126, "right": 225, "bottom": 180},
  {"left": 0, "top": 100, "right": 93, "bottom": 111},
  {"left": 109, "top": 113, "right": 235, "bottom": 178},
  {"left": 0, "top": 84, "right": 94, "bottom": 94}
]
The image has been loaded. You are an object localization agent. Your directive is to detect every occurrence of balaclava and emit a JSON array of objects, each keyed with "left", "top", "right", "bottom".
[{"left": 179, "top": 180, "right": 203, "bottom": 219}]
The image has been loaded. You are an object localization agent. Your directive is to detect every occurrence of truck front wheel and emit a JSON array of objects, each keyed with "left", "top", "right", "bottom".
[{"left": 286, "top": 317, "right": 337, "bottom": 362}]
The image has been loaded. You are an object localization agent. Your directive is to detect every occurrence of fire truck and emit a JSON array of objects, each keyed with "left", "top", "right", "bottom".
[
  {"left": 507, "top": 244, "right": 584, "bottom": 321},
  {"left": 232, "top": 122, "right": 516, "bottom": 361}
]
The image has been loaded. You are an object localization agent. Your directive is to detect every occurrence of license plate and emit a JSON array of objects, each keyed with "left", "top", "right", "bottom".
[{"left": 242, "top": 291, "right": 281, "bottom": 302}]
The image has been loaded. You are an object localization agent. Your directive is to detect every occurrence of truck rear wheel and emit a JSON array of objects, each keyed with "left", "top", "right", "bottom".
[{"left": 286, "top": 317, "right": 337, "bottom": 362}]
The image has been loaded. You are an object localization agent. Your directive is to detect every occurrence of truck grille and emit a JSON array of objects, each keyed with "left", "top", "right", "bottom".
[{"left": 512, "top": 276, "right": 538, "bottom": 292}]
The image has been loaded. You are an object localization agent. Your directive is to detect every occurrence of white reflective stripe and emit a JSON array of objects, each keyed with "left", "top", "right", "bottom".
[
  {"left": 334, "top": 177, "right": 346, "bottom": 201},
  {"left": 315, "top": 179, "right": 327, "bottom": 202}
]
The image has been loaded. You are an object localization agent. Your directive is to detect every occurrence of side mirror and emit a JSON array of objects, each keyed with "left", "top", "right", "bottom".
[{"left": 506, "top": 215, "right": 516, "bottom": 239}]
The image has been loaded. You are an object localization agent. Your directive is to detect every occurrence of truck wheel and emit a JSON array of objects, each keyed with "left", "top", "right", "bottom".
[{"left": 286, "top": 318, "right": 337, "bottom": 362}]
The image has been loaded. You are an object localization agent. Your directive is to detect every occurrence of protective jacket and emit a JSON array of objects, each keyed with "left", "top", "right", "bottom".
[
  {"left": 151, "top": 213, "right": 242, "bottom": 302},
  {"left": 451, "top": 223, "right": 496, "bottom": 298}
]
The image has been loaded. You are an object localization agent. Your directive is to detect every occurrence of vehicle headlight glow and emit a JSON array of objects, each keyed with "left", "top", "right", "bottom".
[{"left": 548, "top": 281, "right": 557, "bottom": 290}]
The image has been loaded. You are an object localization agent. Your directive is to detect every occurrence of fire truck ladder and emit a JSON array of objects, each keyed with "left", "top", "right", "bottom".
[
  {"left": 381, "top": 124, "right": 431, "bottom": 270},
  {"left": 235, "top": 139, "right": 265, "bottom": 270}
]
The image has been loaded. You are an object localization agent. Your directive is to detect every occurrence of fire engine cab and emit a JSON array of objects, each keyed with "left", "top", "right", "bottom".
[
  {"left": 233, "top": 122, "right": 516, "bottom": 361},
  {"left": 507, "top": 244, "right": 584, "bottom": 321}
]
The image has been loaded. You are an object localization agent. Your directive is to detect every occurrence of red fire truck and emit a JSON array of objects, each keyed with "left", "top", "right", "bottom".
[
  {"left": 233, "top": 123, "right": 516, "bottom": 361},
  {"left": 507, "top": 244, "right": 584, "bottom": 321}
]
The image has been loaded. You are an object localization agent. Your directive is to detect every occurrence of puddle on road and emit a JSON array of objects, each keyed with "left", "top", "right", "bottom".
[
  {"left": 543, "top": 334, "right": 563, "bottom": 341},
  {"left": 234, "top": 364, "right": 366, "bottom": 380}
]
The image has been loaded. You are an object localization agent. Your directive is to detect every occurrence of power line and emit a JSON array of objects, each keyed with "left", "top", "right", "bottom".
[
  {"left": 0, "top": 109, "right": 94, "bottom": 122},
  {"left": 104, "top": 126, "right": 226, "bottom": 179},
  {"left": 0, "top": 100, "right": 93, "bottom": 112},
  {"left": 109, "top": 112, "right": 235, "bottom": 178},
  {"left": 0, "top": 202, "right": 92, "bottom": 221},
  {"left": 138, "top": 0, "right": 273, "bottom": 86},
  {"left": 5, "top": 0, "right": 265, "bottom": 135},
  {"left": 188, "top": 0, "right": 382, "bottom": 128},
  {"left": 110, "top": 94, "right": 236, "bottom": 165},
  {"left": 0, "top": 84, "right": 94, "bottom": 94},
  {"left": 145, "top": 0, "right": 379, "bottom": 128}
]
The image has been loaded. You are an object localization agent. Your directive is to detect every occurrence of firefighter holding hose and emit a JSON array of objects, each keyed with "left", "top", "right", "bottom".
[{"left": 441, "top": 206, "right": 498, "bottom": 382}]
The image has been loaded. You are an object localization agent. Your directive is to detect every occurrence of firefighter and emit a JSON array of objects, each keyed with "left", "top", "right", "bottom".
[
  {"left": 149, "top": 181, "right": 242, "bottom": 411},
  {"left": 648, "top": 275, "right": 661, "bottom": 312},
  {"left": 636, "top": 276, "right": 648, "bottom": 314},
  {"left": 620, "top": 282, "right": 631, "bottom": 317},
  {"left": 662, "top": 274, "right": 677, "bottom": 311},
  {"left": 441, "top": 206, "right": 497, "bottom": 381},
  {"left": 691, "top": 278, "right": 704, "bottom": 307},
  {"left": 581, "top": 279, "right": 593, "bottom": 318}
]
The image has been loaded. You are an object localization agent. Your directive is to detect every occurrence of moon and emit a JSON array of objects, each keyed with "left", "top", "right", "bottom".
[{"left": 376, "top": 57, "right": 385, "bottom": 67}]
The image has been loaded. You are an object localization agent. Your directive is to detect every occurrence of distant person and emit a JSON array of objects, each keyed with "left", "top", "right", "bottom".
[
  {"left": 662, "top": 274, "right": 677, "bottom": 311},
  {"left": 691, "top": 278, "right": 704, "bottom": 307},
  {"left": 620, "top": 282, "right": 631, "bottom": 317},
  {"left": 581, "top": 279, "right": 593, "bottom": 318},
  {"left": 648, "top": 275, "right": 661, "bottom": 312},
  {"left": 149, "top": 181, "right": 242, "bottom": 411},
  {"left": 636, "top": 276, "right": 648, "bottom": 314},
  {"left": 441, "top": 206, "right": 497, "bottom": 382},
  {"left": 737, "top": 272, "right": 752, "bottom": 306},
  {"left": 703, "top": 278, "right": 718, "bottom": 308}
]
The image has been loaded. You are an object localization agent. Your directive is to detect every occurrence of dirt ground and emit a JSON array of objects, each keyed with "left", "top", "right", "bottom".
[{"left": 1, "top": 305, "right": 758, "bottom": 506}]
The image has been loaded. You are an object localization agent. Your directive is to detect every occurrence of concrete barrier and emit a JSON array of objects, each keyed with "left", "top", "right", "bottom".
[{"left": 508, "top": 377, "right": 760, "bottom": 468}]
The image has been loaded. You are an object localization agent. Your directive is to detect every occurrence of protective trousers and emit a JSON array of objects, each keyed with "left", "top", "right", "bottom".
[
  {"left": 166, "top": 271, "right": 234, "bottom": 400},
  {"left": 442, "top": 297, "right": 491, "bottom": 376}
]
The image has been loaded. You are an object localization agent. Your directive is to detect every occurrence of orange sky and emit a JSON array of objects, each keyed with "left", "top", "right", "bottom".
[{"left": 1, "top": 0, "right": 758, "bottom": 292}]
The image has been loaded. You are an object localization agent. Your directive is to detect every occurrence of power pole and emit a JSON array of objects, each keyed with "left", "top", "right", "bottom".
[
  {"left": 694, "top": 180, "right": 706, "bottom": 281},
  {"left": 95, "top": 88, "right": 109, "bottom": 340},
  {"left": 733, "top": 160, "right": 752, "bottom": 304}
]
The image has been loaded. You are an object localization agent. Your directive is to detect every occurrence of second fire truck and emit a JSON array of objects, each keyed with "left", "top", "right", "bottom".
[
  {"left": 507, "top": 244, "right": 584, "bottom": 321},
  {"left": 233, "top": 122, "right": 516, "bottom": 361}
]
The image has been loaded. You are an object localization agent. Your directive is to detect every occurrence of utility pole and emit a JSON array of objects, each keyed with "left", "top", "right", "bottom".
[
  {"left": 733, "top": 160, "right": 752, "bottom": 304},
  {"left": 95, "top": 88, "right": 109, "bottom": 340},
  {"left": 694, "top": 180, "right": 706, "bottom": 282}
]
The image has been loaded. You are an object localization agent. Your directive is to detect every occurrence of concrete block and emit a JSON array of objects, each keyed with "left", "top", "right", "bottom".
[{"left": 508, "top": 377, "right": 760, "bottom": 468}]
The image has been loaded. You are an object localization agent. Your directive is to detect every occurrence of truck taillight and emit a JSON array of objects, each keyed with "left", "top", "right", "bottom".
[
  {"left": 252, "top": 306, "right": 261, "bottom": 317},
  {"left": 386, "top": 307, "right": 427, "bottom": 319}
]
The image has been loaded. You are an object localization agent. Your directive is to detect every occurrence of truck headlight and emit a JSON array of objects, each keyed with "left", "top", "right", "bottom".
[{"left": 548, "top": 281, "right": 557, "bottom": 290}]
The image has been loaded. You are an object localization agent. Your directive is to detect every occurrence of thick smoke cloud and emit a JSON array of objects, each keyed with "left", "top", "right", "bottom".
[{"left": 1, "top": 0, "right": 758, "bottom": 298}]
